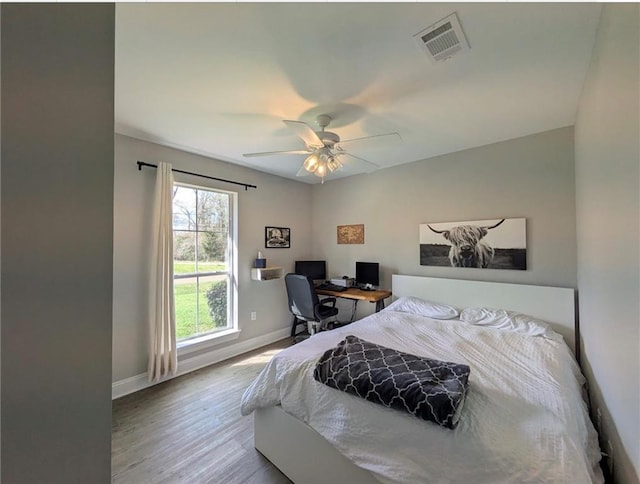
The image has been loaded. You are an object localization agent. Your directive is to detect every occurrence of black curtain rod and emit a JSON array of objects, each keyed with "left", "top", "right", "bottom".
[{"left": 137, "top": 161, "right": 257, "bottom": 191}]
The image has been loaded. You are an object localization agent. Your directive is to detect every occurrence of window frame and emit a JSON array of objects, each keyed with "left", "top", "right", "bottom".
[{"left": 172, "top": 182, "right": 240, "bottom": 353}]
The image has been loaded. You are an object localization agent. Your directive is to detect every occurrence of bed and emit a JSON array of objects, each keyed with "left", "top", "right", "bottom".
[{"left": 241, "top": 275, "right": 603, "bottom": 483}]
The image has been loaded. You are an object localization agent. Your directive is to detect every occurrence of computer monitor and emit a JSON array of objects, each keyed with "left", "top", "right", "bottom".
[
  {"left": 294, "top": 260, "right": 327, "bottom": 282},
  {"left": 355, "top": 261, "right": 379, "bottom": 287}
]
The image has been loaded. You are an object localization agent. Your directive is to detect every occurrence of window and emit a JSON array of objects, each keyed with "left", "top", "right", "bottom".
[{"left": 173, "top": 184, "right": 237, "bottom": 343}]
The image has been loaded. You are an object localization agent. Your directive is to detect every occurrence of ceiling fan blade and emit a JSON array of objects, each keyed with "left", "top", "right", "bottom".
[
  {"left": 283, "top": 120, "right": 324, "bottom": 149},
  {"left": 337, "top": 132, "right": 402, "bottom": 151},
  {"left": 243, "top": 149, "right": 310, "bottom": 158},
  {"left": 295, "top": 166, "right": 311, "bottom": 177},
  {"left": 337, "top": 152, "right": 380, "bottom": 173}
]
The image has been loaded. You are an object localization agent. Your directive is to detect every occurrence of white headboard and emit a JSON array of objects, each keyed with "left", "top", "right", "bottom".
[{"left": 392, "top": 275, "right": 577, "bottom": 355}]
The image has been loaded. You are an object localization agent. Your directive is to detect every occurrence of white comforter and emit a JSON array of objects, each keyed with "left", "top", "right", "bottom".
[{"left": 241, "top": 310, "right": 603, "bottom": 483}]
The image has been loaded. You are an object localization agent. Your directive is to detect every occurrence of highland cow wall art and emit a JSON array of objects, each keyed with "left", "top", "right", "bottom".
[{"left": 419, "top": 218, "right": 526, "bottom": 270}]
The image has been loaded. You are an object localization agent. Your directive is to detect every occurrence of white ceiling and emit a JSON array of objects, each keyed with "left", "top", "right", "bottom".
[{"left": 115, "top": 3, "right": 602, "bottom": 184}]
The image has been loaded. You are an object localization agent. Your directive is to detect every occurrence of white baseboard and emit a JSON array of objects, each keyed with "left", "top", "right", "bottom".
[{"left": 112, "top": 327, "right": 290, "bottom": 400}]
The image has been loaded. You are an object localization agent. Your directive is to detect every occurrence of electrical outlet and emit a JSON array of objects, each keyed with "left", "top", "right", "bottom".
[
  {"left": 607, "top": 440, "right": 614, "bottom": 475},
  {"left": 251, "top": 311, "right": 257, "bottom": 321}
]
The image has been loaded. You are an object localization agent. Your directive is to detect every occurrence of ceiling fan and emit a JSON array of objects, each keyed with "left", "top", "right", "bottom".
[{"left": 243, "top": 115, "right": 401, "bottom": 182}]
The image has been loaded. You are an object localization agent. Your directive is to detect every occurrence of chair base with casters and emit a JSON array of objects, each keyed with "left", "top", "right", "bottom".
[
  {"left": 285, "top": 273, "right": 339, "bottom": 341},
  {"left": 290, "top": 300, "right": 338, "bottom": 339}
]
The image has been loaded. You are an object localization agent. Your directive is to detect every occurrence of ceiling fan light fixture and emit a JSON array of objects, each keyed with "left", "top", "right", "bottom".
[
  {"left": 327, "top": 156, "right": 340, "bottom": 172},
  {"left": 303, "top": 153, "right": 320, "bottom": 173},
  {"left": 314, "top": 162, "right": 327, "bottom": 178}
]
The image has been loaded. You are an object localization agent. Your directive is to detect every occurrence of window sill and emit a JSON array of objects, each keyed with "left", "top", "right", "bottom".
[{"left": 177, "top": 328, "right": 242, "bottom": 356}]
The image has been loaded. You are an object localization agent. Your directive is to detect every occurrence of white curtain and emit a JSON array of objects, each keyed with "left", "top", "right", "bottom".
[{"left": 148, "top": 162, "right": 178, "bottom": 382}]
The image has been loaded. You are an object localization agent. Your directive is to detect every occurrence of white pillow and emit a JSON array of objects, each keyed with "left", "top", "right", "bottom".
[
  {"left": 459, "top": 307, "right": 563, "bottom": 341},
  {"left": 385, "top": 296, "right": 459, "bottom": 320}
]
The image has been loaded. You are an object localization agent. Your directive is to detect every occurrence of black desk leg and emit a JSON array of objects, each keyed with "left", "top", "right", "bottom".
[{"left": 375, "top": 300, "right": 385, "bottom": 312}]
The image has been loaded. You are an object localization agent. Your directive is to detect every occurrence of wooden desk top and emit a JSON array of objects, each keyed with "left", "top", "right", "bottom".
[{"left": 316, "top": 286, "right": 392, "bottom": 303}]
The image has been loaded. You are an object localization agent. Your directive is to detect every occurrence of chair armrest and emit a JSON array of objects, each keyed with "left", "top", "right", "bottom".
[
  {"left": 319, "top": 297, "right": 336, "bottom": 307},
  {"left": 314, "top": 297, "right": 338, "bottom": 322}
]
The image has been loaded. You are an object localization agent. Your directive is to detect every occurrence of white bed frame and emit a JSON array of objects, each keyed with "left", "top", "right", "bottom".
[
  {"left": 392, "top": 275, "right": 577, "bottom": 354},
  {"left": 255, "top": 275, "right": 577, "bottom": 483}
]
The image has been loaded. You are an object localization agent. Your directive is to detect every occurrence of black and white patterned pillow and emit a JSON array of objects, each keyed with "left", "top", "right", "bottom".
[{"left": 313, "top": 335, "right": 470, "bottom": 429}]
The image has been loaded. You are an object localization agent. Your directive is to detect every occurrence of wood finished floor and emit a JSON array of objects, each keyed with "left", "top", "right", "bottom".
[{"left": 112, "top": 339, "right": 294, "bottom": 484}]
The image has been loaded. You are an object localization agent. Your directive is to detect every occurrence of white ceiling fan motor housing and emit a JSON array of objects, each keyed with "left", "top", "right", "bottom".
[
  {"left": 317, "top": 130, "right": 339, "bottom": 147},
  {"left": 314, "top": 115, "right": 340, "bottom": 148}
]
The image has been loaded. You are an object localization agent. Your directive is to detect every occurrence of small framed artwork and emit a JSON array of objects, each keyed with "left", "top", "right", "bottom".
[
  {"left": 265, "top": 226, "right": 290, "bottom": 248},
  {"left": 337, "top": 224, "right": 365, "bottom": 244}
]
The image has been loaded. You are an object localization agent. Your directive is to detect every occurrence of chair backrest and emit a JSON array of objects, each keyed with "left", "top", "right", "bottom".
[{"left": 285, "top": 273, "right": 320, "bottom": 322}]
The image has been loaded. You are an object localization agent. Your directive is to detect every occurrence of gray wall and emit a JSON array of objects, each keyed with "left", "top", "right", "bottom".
[
  {"left": 311, "top": 127, "right": 577, "bottom": 319},
  {"left": 1, "top": 5, "right": 114, "bottom": 483},
  {"left": 113, "top": 134, "right": 312, "bottom": 382},
  {"left": 0, "top": 6, "right": 3, "bottom": 474},
  {"left": 575, "top": 4, "right": 640, "bottom": 483}
]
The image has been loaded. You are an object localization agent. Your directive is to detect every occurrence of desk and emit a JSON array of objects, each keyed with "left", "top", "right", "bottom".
[{"left": 316, "top": 287, "right": 392, "bottom": 313}]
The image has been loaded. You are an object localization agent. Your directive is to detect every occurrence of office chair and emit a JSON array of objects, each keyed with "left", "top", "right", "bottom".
[{"left": 285, "top": 273, "right": 339, "bottom": 339}]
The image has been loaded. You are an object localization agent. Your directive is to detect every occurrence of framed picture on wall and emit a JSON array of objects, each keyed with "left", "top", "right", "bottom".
[
  {"left": 265, "top": 226, "right": 290, "bottom": 248},
  {"left": 419, "top": 218, "right": 526, "bottom": 270},
  {"left": 337, "top": 224, "right": 365, "bottom": 244}
]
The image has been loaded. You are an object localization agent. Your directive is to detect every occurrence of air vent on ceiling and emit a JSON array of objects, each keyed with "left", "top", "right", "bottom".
[{"left": 414, "top": 12, "right": 470, "bottom": 63}]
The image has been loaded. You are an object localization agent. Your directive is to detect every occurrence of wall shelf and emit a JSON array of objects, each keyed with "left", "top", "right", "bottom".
[{"left": 251, "top": 267, "right": 283, "bottom": 281}]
